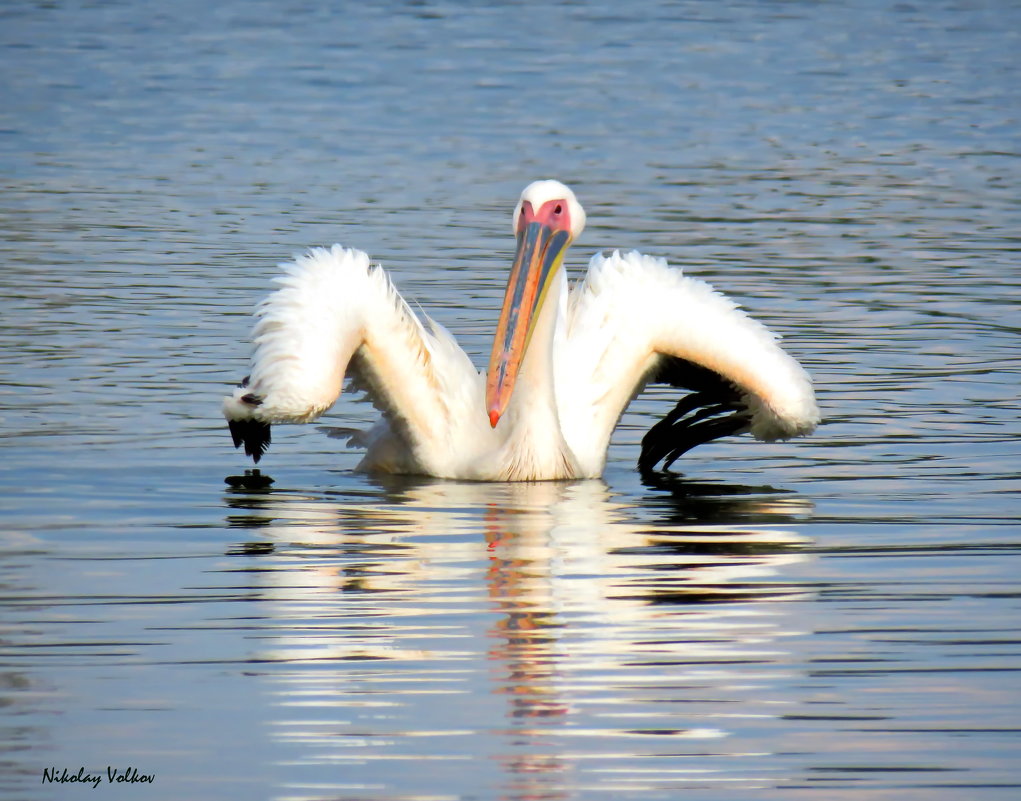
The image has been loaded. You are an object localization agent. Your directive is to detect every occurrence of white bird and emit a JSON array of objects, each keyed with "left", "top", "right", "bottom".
[{"left": 223, "top": 180, "right": 819, "bottom": 481}]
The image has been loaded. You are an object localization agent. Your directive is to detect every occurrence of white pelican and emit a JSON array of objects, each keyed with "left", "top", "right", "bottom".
[{"left": 223, "top": 180, "right": 818, "bottom": 481}]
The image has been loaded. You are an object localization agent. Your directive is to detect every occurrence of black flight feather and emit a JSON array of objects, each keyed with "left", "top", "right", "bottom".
[
  {"left": 638, "top": 356, "right": 752, "bottom": 472},
  {"left": 228, "top": 418, "right": 272, "bottom": 463},
  {"left": 228, "top": 379, "right": 271, "bottom": 463}
]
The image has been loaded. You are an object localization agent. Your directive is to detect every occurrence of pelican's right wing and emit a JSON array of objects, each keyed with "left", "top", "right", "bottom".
[
  {"left": 223, "top": 246, "right": 481, "bottom": 467},
  {"left": 557, "top": 250, "right": 819, "bottom": 474}
]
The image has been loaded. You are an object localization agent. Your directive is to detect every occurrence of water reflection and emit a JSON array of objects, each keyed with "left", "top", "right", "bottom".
[{"left": 224, "top": 477, "right": 813, "bottom": 797}]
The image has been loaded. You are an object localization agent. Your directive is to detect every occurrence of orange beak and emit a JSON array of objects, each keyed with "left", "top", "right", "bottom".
[{"left": 485, "top": 201, "right": 573, "bottom": 428}]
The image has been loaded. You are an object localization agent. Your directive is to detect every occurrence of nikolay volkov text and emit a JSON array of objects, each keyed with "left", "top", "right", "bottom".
[{"left": 42, "top": 766, "right": 155, "bottom": 788}]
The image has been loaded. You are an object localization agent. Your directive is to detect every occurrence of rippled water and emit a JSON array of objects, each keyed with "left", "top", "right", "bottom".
[{"left": 2, "top": 1, "right": 1020, "bottom": 799}]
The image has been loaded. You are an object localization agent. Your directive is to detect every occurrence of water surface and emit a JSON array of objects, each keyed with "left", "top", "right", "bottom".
[{"left": 2, "top": 1, "right": 1019, "bottom": 799}]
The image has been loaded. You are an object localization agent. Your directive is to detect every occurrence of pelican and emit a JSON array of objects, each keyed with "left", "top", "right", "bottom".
[{"left": 223, "top": 180, "right": 818, "bottom": 481}]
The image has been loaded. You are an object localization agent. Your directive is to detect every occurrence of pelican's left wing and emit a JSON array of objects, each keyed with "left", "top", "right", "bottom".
[
  {"left": 223, "top": 246, "right": 481, "bottom": 468},
  {"left": 557, "top": 250, "right": 819, "bottom": 474}
]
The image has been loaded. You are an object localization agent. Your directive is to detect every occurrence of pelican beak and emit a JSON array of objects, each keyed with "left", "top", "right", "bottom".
[{"left": 485, "top": 217, "right": 572, "bottom": 428}]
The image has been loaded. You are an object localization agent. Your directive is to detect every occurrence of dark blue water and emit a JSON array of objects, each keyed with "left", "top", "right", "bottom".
[{"left": 2, "top": 1, "right": 1019, "bottom": 799}]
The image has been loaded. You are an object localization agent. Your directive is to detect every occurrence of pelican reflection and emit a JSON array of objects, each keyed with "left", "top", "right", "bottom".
[{"left": 222, "top": 477, "right": 813, "bottom": 798}]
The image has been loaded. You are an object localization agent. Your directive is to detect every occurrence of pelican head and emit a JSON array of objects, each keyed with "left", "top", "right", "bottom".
[{"left": 486, "top": 180, "right": 586, "bottom": 428}]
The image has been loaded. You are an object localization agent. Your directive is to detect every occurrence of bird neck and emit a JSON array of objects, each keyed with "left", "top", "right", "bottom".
[
  {"left": 499, "top": 270, "right": 578, "bottom": 479},
  {"left": 507, "top": 269, "right": 563, "bottom": 422}
]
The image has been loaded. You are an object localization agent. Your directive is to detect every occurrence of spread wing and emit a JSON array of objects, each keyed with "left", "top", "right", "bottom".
[
  {"left": 222, "top": 246, "right": 483, "bottom": 469},
  {"left": 556, "top": 250, "right": 819, "bottom": 474}
]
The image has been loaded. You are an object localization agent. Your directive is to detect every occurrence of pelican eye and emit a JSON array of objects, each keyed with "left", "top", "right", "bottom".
[{"left": 554, "top": 204, "right": 562, "bottom": 214}]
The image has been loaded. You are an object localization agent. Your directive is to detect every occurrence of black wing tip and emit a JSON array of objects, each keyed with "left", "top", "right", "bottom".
[
  {"left": 637, "top": 356, "right": 756, "bottom": 473},
  {"left": 228, "top": 418, "right": 272, "bottom": 463},
  {"left": 638, "top": 412, "right": 749, "bottom": 473}
]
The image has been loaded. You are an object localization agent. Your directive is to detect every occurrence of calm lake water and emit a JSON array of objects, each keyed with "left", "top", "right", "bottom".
[{"left": 2, "top": 1, "right": 1019, "bottom": 799}]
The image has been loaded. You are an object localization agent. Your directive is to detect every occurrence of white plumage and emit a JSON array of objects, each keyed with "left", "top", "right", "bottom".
[{"left": 224, "top": 181, "right": 818, "bottom": 480}]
